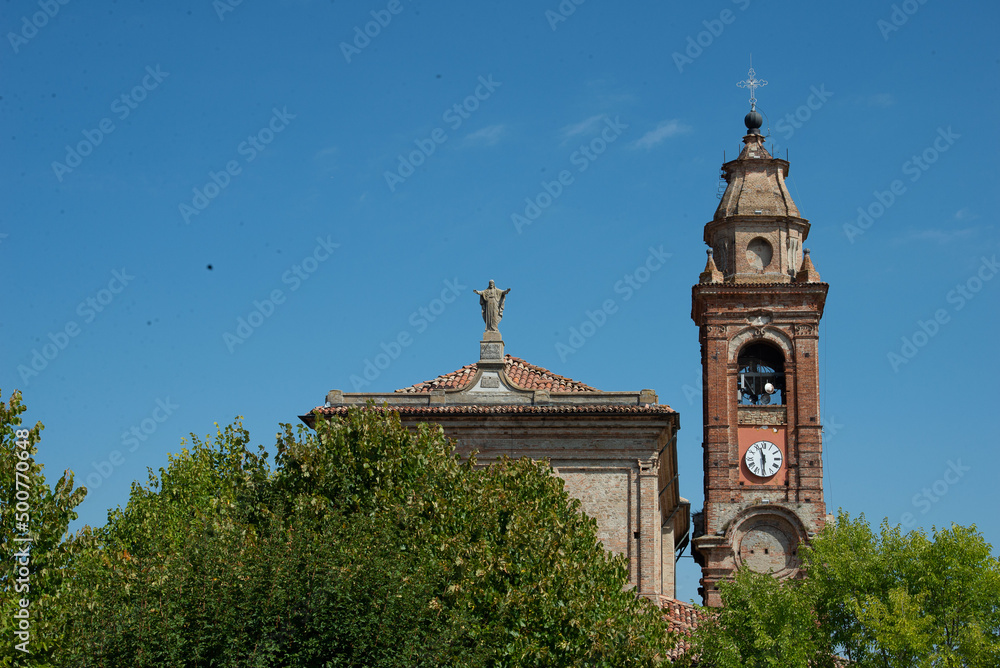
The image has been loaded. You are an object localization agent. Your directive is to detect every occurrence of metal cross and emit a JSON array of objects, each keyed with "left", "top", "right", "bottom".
[{"left": 737, "top": 57, "right": 767, "bottom": 110}]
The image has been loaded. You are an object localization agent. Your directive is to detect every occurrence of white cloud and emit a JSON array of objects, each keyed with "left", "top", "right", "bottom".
[
  {"left": 633, "top": 119, "right": 691, "bottom": 150},
  {"left": 464, "top": 124, "right": 505, "bottom": 146},
  {"left": 868, "top": 93, "right": 896, "bottom": 107},
  {"left": 560, "top": 114, "right": 606, "bottom": 140},
  {"left": 314, "top": 145, "right": 338, "bottom": 160},
  {"left": 900, "top": 227, "right": 980, "bottom": 244}
]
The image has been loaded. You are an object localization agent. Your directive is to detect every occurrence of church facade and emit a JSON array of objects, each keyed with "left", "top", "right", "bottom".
[{"left": 305, "top": 306, "right": 690, "bottom": 602}]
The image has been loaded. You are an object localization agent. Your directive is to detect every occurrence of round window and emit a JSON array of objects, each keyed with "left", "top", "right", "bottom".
[{"left": 746, "top": 237, "right": 773, "bottom": 271}]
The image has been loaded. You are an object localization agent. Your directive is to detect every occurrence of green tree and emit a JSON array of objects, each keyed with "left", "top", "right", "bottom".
[
  {"left": 682, "top": 511, "right": 1000, "bottom": 667},
  {"left": 1, "top": 390, "right": 87, "bottom": 667},
  {"left": 58, "top": 406, "right": 674, "bottom": 667},
  {"left": 806, "top": 513, "right": 1000, "bottom": 668},
  {"left": 682, "top": 569, "right": 833, "bottom": 668}
]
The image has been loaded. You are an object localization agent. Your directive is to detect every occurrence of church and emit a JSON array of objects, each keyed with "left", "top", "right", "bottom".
[{"left": 302, "top": 71, "right": 829, "bottom": 613}]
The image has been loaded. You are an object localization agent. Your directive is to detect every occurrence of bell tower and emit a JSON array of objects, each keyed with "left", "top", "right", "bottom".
[{"left": 691, "top": 67, "right": 828, "bottom": 607}]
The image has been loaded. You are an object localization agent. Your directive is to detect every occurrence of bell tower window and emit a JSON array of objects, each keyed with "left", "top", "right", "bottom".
[{"left": 737, "top": 342, "right": 785, "bottom": 405}]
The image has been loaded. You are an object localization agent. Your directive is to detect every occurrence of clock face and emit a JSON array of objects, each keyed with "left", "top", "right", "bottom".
[{"left": 744, "top": 440, "right": 783, "bottom": 478}]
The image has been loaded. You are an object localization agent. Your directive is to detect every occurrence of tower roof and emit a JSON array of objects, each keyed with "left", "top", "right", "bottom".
[
  {"left": 714, "top": 132, "right": 800, "bottom": 220},
  {"left": 701, "top": 67, "right": 816, "bottom": 285}
]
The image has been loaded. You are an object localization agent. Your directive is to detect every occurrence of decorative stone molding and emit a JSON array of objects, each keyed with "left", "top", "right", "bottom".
[
  {"left": 793, "top": 324, "right": 815, "bottom": 336},
  {"left": 728, "top": 326, "right": 794, "bottom": 361},
  {"left": 638, "top": 456, "right": 658, "bottom": 472}
]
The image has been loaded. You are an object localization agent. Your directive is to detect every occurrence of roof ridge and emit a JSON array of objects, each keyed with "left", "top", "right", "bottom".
[{"left": 393, "top": 354, "right": 599, "bottom": 394}]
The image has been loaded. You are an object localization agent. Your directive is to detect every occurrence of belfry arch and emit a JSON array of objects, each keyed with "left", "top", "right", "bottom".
[{"left": 736, "top": 341, "right": 786, "bottom": 406}]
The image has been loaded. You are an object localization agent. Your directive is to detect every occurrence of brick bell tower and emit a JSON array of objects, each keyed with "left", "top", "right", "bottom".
[{"left": 691, "top": 68, "right": 828, "bottom": 607}]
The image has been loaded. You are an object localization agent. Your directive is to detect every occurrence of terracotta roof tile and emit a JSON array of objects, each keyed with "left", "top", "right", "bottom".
[
  {"left": 661, "top": 598, "right": 702, "bottom": 660},
  {"left": 394, "top": 354, "right": 598, "bottom": 394}
]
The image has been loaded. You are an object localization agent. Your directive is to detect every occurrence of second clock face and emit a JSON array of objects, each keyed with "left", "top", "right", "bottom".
[{"left": 745, "top": 440, "right": 783, "bottom": 478}]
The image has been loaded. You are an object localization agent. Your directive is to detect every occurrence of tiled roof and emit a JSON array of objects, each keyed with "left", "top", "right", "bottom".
[
  {"left": 310, "top": 404, "right": 675, "bottom": 418},
  {"left": 394, "top": 355, "right": 599, "bottom": 394},
  {"left": 661, "top": 598, "right": 702, "bottom": 660}
]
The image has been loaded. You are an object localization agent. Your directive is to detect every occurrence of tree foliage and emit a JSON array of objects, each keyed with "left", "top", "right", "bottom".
[
  {"left": 683, "top": 511, "right": 1000, "bottom": 668},
  {"left": 681, "top": 569, "right": 833, "bottom": 668},
  {"left": 52, "top": 406, "right": 673, "bottom": 666},
  {"left": 806, "top": 512, "right": 1000, "bottom": 667},
  {"left": 1, "top": 390, "right": 87, "bottom": 667}
]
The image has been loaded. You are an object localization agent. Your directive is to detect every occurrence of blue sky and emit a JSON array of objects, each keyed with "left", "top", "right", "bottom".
[{"left": 3, "top": 0, "right": 997, "bottom": 604}]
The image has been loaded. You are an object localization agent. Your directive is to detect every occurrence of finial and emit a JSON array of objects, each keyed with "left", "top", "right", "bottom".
[
  {"left": 736, "top": 55, "right": 767, "bottom": 111},
  {"left": 737, "top": 57, "right": 766, "bottom": 135},
  {"left": 796, "top": 248, "right": 821, "bottom": 283},
  {"left": 700, "top": 248, "right": 723, "bottom": 284}
]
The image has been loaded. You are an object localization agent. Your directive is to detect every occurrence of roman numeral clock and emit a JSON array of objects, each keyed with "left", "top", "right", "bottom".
[{"left": 691, "top": 67, "right": 829, "bottom": 607}]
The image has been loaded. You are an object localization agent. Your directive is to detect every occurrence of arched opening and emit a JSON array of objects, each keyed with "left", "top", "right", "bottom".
[{"left": 737, "top": 342, "right": 785, "bottom": 405}]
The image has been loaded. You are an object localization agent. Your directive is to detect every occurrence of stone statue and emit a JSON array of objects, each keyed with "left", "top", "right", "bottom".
[{"left": 474, "top": 280, "right": 510, "bottom": 332}]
